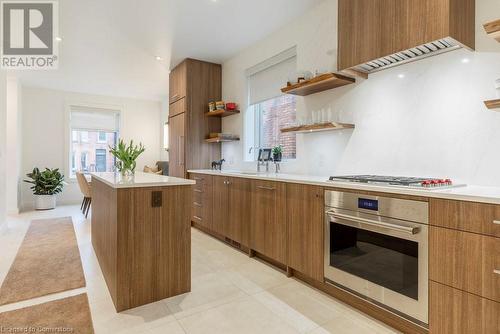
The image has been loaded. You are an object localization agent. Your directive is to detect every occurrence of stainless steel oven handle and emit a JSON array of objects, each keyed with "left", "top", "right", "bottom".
[{"left": 327, "top": 211, "right": 420, "bottom": 235}]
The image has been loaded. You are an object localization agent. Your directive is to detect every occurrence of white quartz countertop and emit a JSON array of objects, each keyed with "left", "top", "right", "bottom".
[
  {"left": 188, "top": 169, "right": 500, "bottom": 205},
  {"left": 91, "top": 172, "right": 195, "bottom": 189}
]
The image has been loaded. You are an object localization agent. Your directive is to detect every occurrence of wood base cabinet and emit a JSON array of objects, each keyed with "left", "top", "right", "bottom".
[
  {"left": 286, "top": 184, "right": 324, "bottom": 281},
  {"left": 212, "top": 176, "right": 251, "bottom": 246},
  {"left": 430, "top": 281, "right": 500, "bottom": 334},
  {"left": 250, "top": 180, "right": 287, "bottom": 264}
]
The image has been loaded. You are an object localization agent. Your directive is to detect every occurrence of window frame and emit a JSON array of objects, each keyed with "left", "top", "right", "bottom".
[{"left": 65, "top": 102, "right": 122, "bottom": 182}]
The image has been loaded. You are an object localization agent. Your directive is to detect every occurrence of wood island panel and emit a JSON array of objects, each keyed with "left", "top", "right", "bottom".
[{"left": 92, "top": 177, "right": 191, "bottom": 312}]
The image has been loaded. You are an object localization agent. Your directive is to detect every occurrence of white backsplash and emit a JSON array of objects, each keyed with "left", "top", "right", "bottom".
[{"left": 221, "top": 0, "right": 500, "bottom": 186}]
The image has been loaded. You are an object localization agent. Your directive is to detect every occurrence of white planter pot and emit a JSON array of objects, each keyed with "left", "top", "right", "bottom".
[{"left": 34, "top": 195, "right": 57, "bottom": 210}]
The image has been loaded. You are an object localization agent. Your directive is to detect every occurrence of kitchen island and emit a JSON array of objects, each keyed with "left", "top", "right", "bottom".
[{"left": 91, "top": 172, "right": 195, "bottom": 312}]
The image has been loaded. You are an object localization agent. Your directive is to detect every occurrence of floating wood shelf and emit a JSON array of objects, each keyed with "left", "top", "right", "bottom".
[
  {"left": 484, "top": 99, "right": 500, "bottom": 110},
  {"left": 205, "top": 109, "right": 240, "bottom": 117},
  {"left": 280, "top": 122, "right": 355, "bottom": 134},
  {"left": 205, "top": 136, "right": 240, "bottom": 143},
  {"left": 483, "top": 19, "right": 500, "bottom": 42},
  {"left": 281, "top": 73, "right": 355, "bottom": 96}
]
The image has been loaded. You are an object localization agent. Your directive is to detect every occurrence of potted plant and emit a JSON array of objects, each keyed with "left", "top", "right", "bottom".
[
  {"left": 24, "top": 168, "right": 65, "bottom": 210},
  {"left": 109, "top": 139, "right": 146, "bottom": 176},
  {"left": 272, "top": 145, "right": 283, "bottom": 162}
]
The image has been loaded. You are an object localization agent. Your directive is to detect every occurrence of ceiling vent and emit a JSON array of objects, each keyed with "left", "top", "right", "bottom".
[{"left": 353, "top": 38, "right": 461, "bottom": 74}]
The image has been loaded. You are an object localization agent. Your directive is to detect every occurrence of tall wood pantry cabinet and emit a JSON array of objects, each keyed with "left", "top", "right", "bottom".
[{"left": 168, "top": 59, "right": 222, "bottom": 178}]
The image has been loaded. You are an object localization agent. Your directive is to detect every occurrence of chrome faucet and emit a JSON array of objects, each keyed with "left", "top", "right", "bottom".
[{"left": 256, "top": 148, "right": 270, "bottom": 173}]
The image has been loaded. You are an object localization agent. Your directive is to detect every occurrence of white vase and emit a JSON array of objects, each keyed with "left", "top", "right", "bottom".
[{"left": 34, "top": 195, "right": 56, "bottom": 210}]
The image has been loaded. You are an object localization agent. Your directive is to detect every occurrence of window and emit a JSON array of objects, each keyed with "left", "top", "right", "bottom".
[
  {"left": 246, "top": 47, "right": 297, "bottom": 161},
  {"left": 251, "top": 95, "right": 296, "bottom": 160},
  {"left": 95, "top": 149, "right": 107, "bottom": 172},
  {"left": 98, "top": 131, "right": 107, "bottom": 143},
  {"left": 69, "top": 105, "right": 120, "bottom": 178},
  {"left": 80, "top": 131, "right": 89, "bottom": 142}
]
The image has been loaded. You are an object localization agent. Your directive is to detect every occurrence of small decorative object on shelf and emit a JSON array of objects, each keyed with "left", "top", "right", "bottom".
[
  {"left": 280, "top": 122, "right": 355, "bottom": 134},
  {"left": 215, "top": 101, "right": 225, "bottom": 110},
  {"left": 109, "top": 139, "right": 146, "bottom": 176},
  {"left": 208, "top": 102, "right": 216, "bottom": 112},
  {"left": 281, "top": 73, "right": 355, "bottom": 96},
  {"left": 225, "top": 102, "right": 237, "bottom": 110},
  {"left": 483, "top": 19, "right": 500, "bottom": 42},
  {"left": 211, "top": 159, "right": 225, "bottom": 170}
]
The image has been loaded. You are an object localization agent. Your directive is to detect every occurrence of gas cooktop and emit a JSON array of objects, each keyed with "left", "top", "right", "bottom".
[{"left": 328, "top": 175, "right": 465, "bottom": 190}]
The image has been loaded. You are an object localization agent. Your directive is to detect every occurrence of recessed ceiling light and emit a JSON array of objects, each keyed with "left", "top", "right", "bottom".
[
  {"left": 155, "top": 56, "right": 163, "bottom": 61},
  {"left": 55, "top": 37, "right": 62, "bottom": 42},
  {"left": 461, "top": 58, "right": 470, "bottom": 63},
  {"left": 397, "top": 74, "right": 405, "bottom": 79}
]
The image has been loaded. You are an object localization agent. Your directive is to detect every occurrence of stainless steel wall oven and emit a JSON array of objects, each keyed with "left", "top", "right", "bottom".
[{"left": 324, "top": 190, "right": 428, "bottom": 324}]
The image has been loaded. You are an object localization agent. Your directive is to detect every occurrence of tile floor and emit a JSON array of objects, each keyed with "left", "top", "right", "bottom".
[{"left": 0, "top": 205, "right": 401, "bottom": 334}]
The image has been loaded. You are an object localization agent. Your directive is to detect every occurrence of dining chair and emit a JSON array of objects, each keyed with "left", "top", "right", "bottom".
[{"left": 76, "top": 172, "right": 92, "bottom": 218}]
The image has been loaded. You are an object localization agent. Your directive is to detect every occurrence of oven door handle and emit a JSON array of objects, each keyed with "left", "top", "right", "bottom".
[{"left": 327, "top": 211, "right": 420, "bottom": 235}]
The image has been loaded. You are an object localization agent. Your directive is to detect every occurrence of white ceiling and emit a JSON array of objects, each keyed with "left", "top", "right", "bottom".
[{"left": 14, "top": 0, "right": 323, "bottom": 101}]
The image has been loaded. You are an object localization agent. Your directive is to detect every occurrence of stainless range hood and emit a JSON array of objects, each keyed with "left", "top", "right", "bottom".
[
  {"left": 337, "top": 0, "right": 475, "bottom": 76},
  {"left": 352, "top": 37, "right": 461, "bottom": 74}
]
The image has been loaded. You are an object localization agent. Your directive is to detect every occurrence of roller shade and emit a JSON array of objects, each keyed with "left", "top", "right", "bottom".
[
  {"left": 70, "top": 106, "right": 120, "bottom": 132},
  {"left": 247, "top": 47, "right": 297, "bottom": 106}
]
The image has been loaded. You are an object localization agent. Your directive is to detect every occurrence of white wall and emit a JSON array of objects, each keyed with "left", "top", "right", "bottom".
[
  {"left": 221, "top": 0, "right": 500, "bottom": 186},
  {"left": 0, "top": 72, "right": 7, "bottom": 230},
  {"left": 6, "top": 77, "right": 22, "bottom": 214},
  {"left": 21, "top": 87, "right": 162, "bottom": 210}
]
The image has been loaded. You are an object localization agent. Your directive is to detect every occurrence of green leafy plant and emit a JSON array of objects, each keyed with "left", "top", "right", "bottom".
[
  {"left": 24, "top": 168, "right": 65, "bottom": 195},
  {"left": 272, "top": 145, "right": 283, "bottom": 156},
  {"left": 109, "top": 139, "right": 146, "bottom": 175}
]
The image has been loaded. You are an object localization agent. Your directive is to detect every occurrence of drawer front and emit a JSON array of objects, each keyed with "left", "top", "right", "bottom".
[
  {"left": 430, "top": 281, "right": 500, "bottom": 334},
  {"left": 189, "top": 174, "right": 213, "bottom": 227},
  {"left": 430, "top": 199, "right": 500, "bottom": 238},
  {"left": 430, "top": 226, "right": 500, "bottom": 302},
  {"left": 169, "top": 98, "right": 186, "bottom": 118}
]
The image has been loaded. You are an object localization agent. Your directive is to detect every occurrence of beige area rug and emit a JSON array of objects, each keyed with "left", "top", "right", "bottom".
[
  {"left": 0, "top": 217, "right": 86, "bottom": 305},
  {"left": 0, "top": 293, "right": 94, "bottom": 333}
]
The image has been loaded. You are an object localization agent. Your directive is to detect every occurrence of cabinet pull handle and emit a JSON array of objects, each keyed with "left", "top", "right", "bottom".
[
  {"left": 257, "top": 186, "right": 275, "bottom": 191},
  {"left": 193, "top": 202, "right": 202, "bottom": 207},
  {"left": 193, "top": 215, "right": 202, "bottom": 221},
  {"left": 194, "top": 177, "right": 204, "bottom": 181},
  {"left": 193, "top": 189, "right": 203, "bottom": 193},
  {"left": 493, "top": 220, "right": 500, "bottom": 225},
  {"left": 494, "top": 269, "right": 500, "bottom": 275}
]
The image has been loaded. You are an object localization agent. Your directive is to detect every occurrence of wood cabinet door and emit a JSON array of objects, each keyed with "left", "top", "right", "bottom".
[
  {"left": 430, "top": 281, "right": 500, "bottom": 334},
  {"left": 169, "top": 98, "right": 186, "bottom": 118},
  {"left": 169, "top": 61, "right": 187, "bottom": 104},
  {"left": 168, "top": 113, "right": 185, "bottom": 178},
  {"left": 227, "top": 177, "right": 251, "bottom": 247},
  {"left": 286, "top": 184, "right": 324, "bottom": 281},
  {"left": 212, "top": 176, "right": 229, "bottom": 236},
  {"left": 430, "top": 226, "right": 500, "bottom": 302},
  {"left": 250, "top": 180, "right": 287, "bottom": 264}
]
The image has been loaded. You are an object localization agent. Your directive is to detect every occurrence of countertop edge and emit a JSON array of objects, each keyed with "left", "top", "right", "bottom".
[
  {"left": 91, "top": 173, "right": 195, "bottom": 189},
  {"left": 187, "top": 169, "right": 500, "bottom": 205}
]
